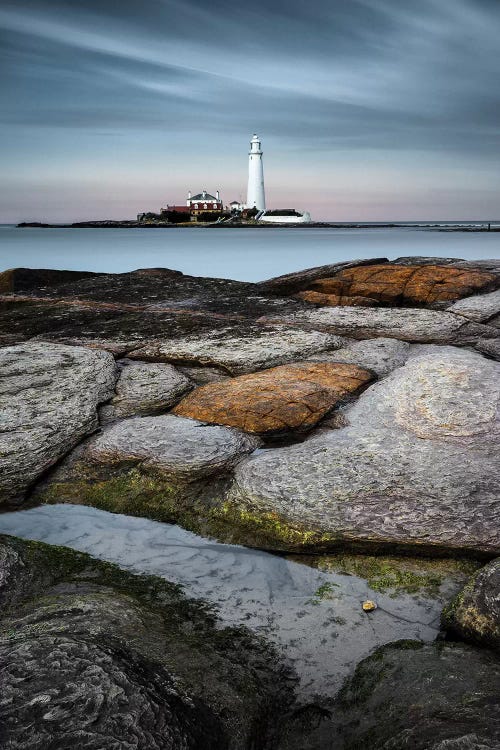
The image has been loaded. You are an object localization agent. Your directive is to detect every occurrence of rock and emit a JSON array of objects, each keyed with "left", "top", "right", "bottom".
[
  {"left": 447, "top": 289, "right": 500, "bottom": 323},
  {"left": 265, "top": 305, "right": 498, "bottom": 345},
  {"left": 258, "top": 258, "right": 388, "bottom": 295},
  {"left": 0, "top": 535, "right": 294, "bottom": 750},
  {"left": 307, "top": 337, "right": 411, "bottom": 377},
  {"left": 2, "top": 266, "right": 299, "bottom": 318},
  {"left": 442, "top": 559, "right": 500, "bottom": 651},
  {"left": 0, "top": 342, "right": 116, "bottom": 506},
  {"left": 295, "top": 290, "right": 380, "bottom": 307},
  {"left": 223, "top": 349, "right": 500, "bottom": 554},
  {"left": 333, "top": 641, "right": 500, "bottom": 750},
  {"left": 0, "top": 267, "right": 102, "bottom": 293},
  {"left": 177, "top": 364, "right": 231, "bottom": 385},
  {"left": 297, "top": 264, "right": 497, "bottom": 308},
  {"left": 34, "top": 415, "right": 260, "bottom": 522},
  {"left": 362, "top": 600, "right": 377, "bottom": 612},
  {"left": 99, "top": 359, "right": 191, "bottom": 424},
  {"left": 128, "top": 324, "right": 345, "bottom": 375},
  {"left": 173, "top": 362, "right": 373, "bottom": 434},
  {"left": 86, "top": 415, "right": 259, "bottom": 479},
  {"left": 476, "top": 338, "right": 500, "bottom": 361}
]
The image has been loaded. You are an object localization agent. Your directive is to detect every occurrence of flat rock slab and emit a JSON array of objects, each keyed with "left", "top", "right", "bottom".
[
  {"left": 443, "top": 559, "right": 500, "bottom": 651},
  {"left": 266, "top": 305, "right": 497, "bottom": 345},
  {"left": 0, "top": 342, "right": 116, "bottom": 505},
  {"left": 173, "top": 362, "right": 373, "bottom": 434},
  {"left": 225, "top": 349, "right": 500, "bottom": 554},
  {"left": 447, "top": 288, "right": 500, "bottom": 322},
  {"left": 2, "top": 267, "right": 301, "bottom": 318},
  {"left": 128, "top": 324, "right": 344, "bottom": 375},
  {"left": 301, "top": 263, "right": 497, "bottom": 307},
  {"left": 307, "top": 337, "right": 411, "bottom": 377},
  {"left": 0, "top": 267, "right": 103, "bottom": 293},
  {"left": 99, "top": 360, "right": 191, "bottom": 424}
]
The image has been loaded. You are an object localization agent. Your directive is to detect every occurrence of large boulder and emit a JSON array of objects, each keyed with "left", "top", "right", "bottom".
[
  {"left": 263, "top": 305, "right": 498, "bottom": 345},
  {"left": 173, "top": 362, "right": 373, "bottom": 434},
  {"left": 35, "top": 414, "right": 259, "bottom": 523},
  {"left": 223, "top": 348, "right": 500, "bottom": 554},
  {"left": 298, "top": 264, "right": 497, "bottom": 307},
  {"left": 442, "top": 559, "right": 500, "bottom": 651},
  {"left": 128, "top": 324, "right": 344, "bottom": 375},
  {"left": 99, "top": 359, "right": 191, "bottom": 424},
  {"left": 0, "top": 342, "right": 116, "bottom": 505},
  {"left": 333, "top": 641, "right": 500, "bottom": 750},
  {"left": 0, "top": 535, "right": 294, "bottom": 750}
]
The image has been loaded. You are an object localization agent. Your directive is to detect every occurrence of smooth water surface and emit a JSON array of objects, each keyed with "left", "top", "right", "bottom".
[
  {"left": 1, "top": 225, "right": 499, "bottom": 282},
  {"left": 0, "top": 504, "right": 470, "bottom": 698}
]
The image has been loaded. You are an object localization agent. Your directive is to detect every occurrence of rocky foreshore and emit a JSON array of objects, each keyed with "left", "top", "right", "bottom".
[{"left": 0, "top": 256, "right": 499, "bottom": 748}]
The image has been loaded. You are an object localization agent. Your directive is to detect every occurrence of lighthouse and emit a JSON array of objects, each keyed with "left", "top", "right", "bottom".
[{"left": 246, "top": 134, "right": 266, "bottom": 212}]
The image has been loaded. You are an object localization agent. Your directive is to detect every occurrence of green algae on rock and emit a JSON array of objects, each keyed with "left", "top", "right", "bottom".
[
  {"left": 34, "top": 413, "right": 259, "bottom": 527},
  {"left": 442, "top": 558, "right": 500, "bottom": 651},
  {"left": 297, "top": 554, "right": 481, "bottom": 598}
]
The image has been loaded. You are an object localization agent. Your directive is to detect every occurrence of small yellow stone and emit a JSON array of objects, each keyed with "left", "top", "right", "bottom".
[{"left": 362, "top": 600, "right": 377, "bottom": 612}]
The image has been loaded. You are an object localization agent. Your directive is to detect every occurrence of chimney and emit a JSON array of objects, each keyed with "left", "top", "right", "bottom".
[
  {"left": 216, "top": 190, "right": 220, "bottom": 201},
  {"left": 187, "top": 190, "right": 191, "bottom": 206}
]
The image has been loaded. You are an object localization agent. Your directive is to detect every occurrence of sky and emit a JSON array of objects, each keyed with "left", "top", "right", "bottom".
[{"left": 1, "top": 0, "right": 500, "bottom": 222}]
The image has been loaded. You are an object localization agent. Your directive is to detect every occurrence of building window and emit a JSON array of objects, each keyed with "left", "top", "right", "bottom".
[
  {"left": 203, "top": 204, "right": 208, "bottom": 209},
  {"left": 194, "top": 204, "right": 198, "bottom": 209}
]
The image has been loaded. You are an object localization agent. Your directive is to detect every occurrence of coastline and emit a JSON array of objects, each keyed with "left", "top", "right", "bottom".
[{"left": 16, "top": 220, "right": 500, "bottom": 231}]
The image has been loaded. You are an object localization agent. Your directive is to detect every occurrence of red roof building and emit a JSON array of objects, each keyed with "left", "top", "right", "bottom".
[{"left": 163, "top": 190, "right": 223, "bottom": 221}]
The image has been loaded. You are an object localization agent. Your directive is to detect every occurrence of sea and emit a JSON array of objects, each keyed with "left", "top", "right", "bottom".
[{"left": 1, "top": 223, "right": 499, "bottom": 282}]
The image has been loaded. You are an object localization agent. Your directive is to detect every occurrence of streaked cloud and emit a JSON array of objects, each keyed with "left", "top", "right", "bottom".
[{"left": 1, "top": 0, "right": 499, "bottom": 220}]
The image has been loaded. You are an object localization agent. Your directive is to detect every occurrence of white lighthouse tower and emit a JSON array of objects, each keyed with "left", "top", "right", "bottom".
[{"left": 246, "top": 134, "right": 266, "bottom": 212}]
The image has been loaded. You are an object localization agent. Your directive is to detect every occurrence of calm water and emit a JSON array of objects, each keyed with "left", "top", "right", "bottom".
[
  {"left": 1, "top": 225, "right": 499, "bottom": 281},
  {"left": 0, "top": 504, "right": 470, "bottom": 698}
]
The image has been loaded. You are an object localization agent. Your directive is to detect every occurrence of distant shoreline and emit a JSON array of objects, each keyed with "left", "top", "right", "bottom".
[{"left": 15, "top": 220, "right": 500, "bottom": 232}]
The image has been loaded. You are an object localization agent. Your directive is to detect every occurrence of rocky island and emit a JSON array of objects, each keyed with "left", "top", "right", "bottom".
[{"left": 0, "top": 256, "right": 499, "bottom": 749}]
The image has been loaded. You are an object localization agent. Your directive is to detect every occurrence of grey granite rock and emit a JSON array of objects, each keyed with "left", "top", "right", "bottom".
[
  {"left": 87, "top": 414, "right": 260, "bottom": 479},
  {"left": 443, "top": 559, "right": 500, "bottom": 651},
  {"left": 476, "top": 338, "right": 500, "bottom": 360},
  {"left": 99, "top": 359, "right": 191, "bottom": 424},
  {"left": 128, "top": 324, "right": 345, "bottom": 375},
  {"left": 262, "top": 306, "right": 498, "bottom": 345},
  {"left": 447, "top": 289, "right": 500, "bottom": 323},
  {"left": 225, "top": 349, "right": 500, "bottom": 554},
  {"left": 0, "top": 342, "right": 116, "bottom": 506},
  {"left": 177, "top": 364, "right": 231, "bottom": 385},
  {"left": 307, "top": 337, "right": 411, "bottom": 377}
]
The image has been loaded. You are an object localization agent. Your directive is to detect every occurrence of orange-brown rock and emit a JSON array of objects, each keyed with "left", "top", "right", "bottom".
[
  {"left": 296, "top": 290, "right": 380, "bottom": 307},
  {"left": 302, "top": 264, "right": 496, "bottom": 307},
  {"left": 172, "top": 362, "right": 373, "bottom": 434}
]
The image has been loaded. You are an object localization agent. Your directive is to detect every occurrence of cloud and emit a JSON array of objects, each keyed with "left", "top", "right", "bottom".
[{"left": 0, "top": 0, "right": 499, "bottom": 220}]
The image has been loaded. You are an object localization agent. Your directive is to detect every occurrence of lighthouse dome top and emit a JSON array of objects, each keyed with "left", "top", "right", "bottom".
[{"left": 249, "top": 134, "right": 263, "bottom": 155}]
